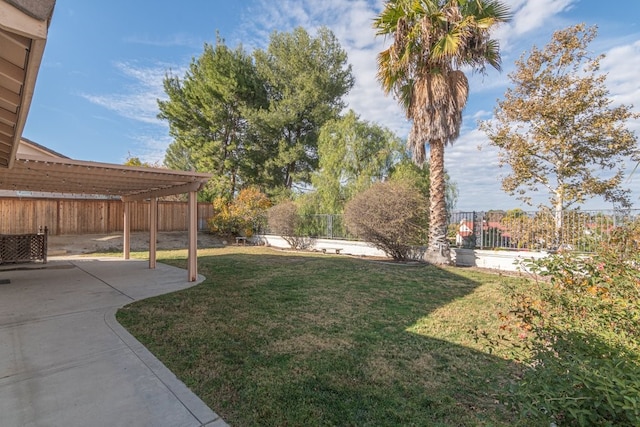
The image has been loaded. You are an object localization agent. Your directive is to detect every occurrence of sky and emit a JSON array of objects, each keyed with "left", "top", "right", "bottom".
[{"left": 23, "top": 0, "right": 640, "bottom": 211}]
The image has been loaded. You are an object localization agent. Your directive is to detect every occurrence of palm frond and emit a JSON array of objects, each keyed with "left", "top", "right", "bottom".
[
  {"left": 448, "top": 70, "right": 469, "bottom": 112},
  {"left": 432, "top": 30, "right": 463, "bottom": 60},
  {"left": 375, "top": 0, "right": 508, "bottom": 146},
  {"left": 482, "top": 38, "right": 502, "bottom": 71},
  {"left": 475, "top": 0, "right": 512, "bottom": 22}
]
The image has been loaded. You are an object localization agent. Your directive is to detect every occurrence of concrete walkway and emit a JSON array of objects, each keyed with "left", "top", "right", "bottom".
[{"left": 0, "top": 257, "right": 227, "bottom": 427}]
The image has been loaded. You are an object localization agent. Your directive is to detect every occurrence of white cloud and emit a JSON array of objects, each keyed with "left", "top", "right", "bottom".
[
  {"left": 470, "top": 110, "right": 493, "bottom": 121},
  {"left": 80, "top": 62, "right": 186, "bottom": 162},
  {"left": 128, "top": 132, "right": 173, "bottom": 165},
  {"left": 80, "top": 62, "right": 174, "bottom": 126},
  {"left": 445, "top": 129, "right": 516, "bottom": 210},
  {"left": 494, "top": 0, "right": 578, "bottom": 52},
  {"left": 601, "top": 40, "right": 640, "bottom": 111},
  {"left": 507, "top": 0, "right": 576, "bottom": 36},
  {"left": 123, "top": 33, "right": 203, "bottom": 48}
]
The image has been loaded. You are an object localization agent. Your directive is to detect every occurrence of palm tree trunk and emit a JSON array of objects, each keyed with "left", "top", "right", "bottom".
[{"left": 425, "top": 139, "right": 451, "bottom": 265}]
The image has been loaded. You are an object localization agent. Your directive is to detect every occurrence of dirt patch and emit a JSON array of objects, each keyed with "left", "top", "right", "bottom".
[{"left": 47, "top": 231, "right": 225, "bottom": 256}]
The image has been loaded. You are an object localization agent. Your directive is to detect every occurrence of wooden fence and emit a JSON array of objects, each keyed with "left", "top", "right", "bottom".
[{"left": 0, "top": 198, "right": 214, "bottom": 235}]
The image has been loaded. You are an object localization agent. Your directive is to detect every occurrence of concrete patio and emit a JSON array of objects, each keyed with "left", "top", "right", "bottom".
[{"left": 0, "top": 257, "right": 227, "bottom": 427}]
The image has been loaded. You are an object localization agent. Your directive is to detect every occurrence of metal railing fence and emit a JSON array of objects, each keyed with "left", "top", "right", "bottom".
[
  {"left": 448, "top": 209, "right": 640, "bottom": 252},
  {"left": 263, "top": 209, "right": 639, "bottom": 253},
  {"left": 263, "top": 214, "right": 354, "bottom": 240}
]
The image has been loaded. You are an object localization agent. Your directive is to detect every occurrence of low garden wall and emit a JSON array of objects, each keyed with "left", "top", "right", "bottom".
[
  {"left": 258, "top": 234, "right": 549, "bottom": 272},
  {"left": 257, "top": 235, "right": 388, "bottom": 257},
  {"left": 452, "top": 248, "right": 549, "bottom": 272}
]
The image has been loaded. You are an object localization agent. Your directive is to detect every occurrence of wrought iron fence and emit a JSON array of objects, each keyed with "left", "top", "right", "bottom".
[
  {"left": 263, "top": 209, "right": 640, "bottom": 253},
  {"left": 448, "top": 209, "right": 640, "bottom": 252},
  {"left": 264, "top": 209, "right": 640, "bottom": 252},
  {"left": 299, "top": 214, "right": 352, "bottom": 240},
  {"left": 262, "top": 214, "right": 354, "bottom": 240}
]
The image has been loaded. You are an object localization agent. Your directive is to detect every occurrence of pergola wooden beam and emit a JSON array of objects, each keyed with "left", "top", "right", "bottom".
[
  {"left": 149, "top": 197, "right": 157, "bottom": 269},
  {"left": 121, "top": 181, "right": 204, "bottom": 202},
  {"left": 0, "top": 156, "right": 211, "bottom": 197},
  {"left": 188, "top": 191, "right": 198, "bottom": 281}
]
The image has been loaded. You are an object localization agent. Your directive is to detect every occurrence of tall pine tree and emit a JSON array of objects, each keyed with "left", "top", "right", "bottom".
[{"left": 158, "top": 37, "right": 267, "bottom": 201}]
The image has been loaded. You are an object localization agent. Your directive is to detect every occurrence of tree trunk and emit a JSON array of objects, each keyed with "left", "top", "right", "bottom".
[
  {"left": 284, "top": 163, "right": 293, "bottom": 189},
  {"left": 425, "top": 139, "right": 451, "bottom": 265},
  {"left": 230, "top": 169, "right": 237, "bottom": 198},
  {"left": 554, "top": 190, "right": 563, "bottom": 250}
]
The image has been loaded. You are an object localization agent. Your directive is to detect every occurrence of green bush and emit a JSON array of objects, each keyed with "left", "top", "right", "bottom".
[{"left": 505, "top": 221, "right": 640, "bottom": 425}]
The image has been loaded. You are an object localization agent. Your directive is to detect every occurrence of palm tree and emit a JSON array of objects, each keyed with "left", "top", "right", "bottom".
[{"left": 374, "top": 0, "right": 510, "bottom": 264}]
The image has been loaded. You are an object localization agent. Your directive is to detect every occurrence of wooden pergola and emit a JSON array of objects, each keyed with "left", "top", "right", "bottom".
[
  {"left": 0, "top": 155, "right": 211, "bottom": 280},
  {"left": 0, "top": 0, "right": 213, "bottom": 281}
]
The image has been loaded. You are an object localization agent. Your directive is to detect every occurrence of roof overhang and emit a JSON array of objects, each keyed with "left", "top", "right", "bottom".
[
  {"left": 0, "top": 0, "right": 55, "bottom": 169},
  {"left": 0, "top": 154, "right": 212, "bottom": 201}
]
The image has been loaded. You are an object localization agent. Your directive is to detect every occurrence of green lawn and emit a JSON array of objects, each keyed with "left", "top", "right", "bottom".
[{"left": 116, "top": 247, "right": 529, "bottom": 426}]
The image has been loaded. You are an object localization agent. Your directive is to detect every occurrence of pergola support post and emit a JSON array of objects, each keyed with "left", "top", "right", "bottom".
[
  {"left": 188, "top": 191, "right": 198, "bottom": 282},
  {"left": 149, "top": 197, "right": 158, "bottom": 269},
  {"left": 123, "top": 201, "right": 130, "bottom": 260}
]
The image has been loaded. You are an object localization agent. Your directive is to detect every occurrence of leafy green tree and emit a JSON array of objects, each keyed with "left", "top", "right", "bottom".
[
  {"left": 123, "top": 156, "right": 145, "bottom": 167},
  {"left": 390, "top": 160, "right": 460, "bottom": 213},
  {"left": 250, "top": 27, "right": 354, "bottom": 194},
  {"left": 311, "top": 110, "right": 403, "bottom": 213},
  {"left": 163, "top": 141, "right": 195, "bottom": 172},
  {"left": 158, "top": 37, "right": 267, "bottom": 201},
  {"left": 374, "top": 0, "right": 510, "bottom": 265},
  {"left": 389, "top": 160, "right": 429, "bottom": 200},
  {"left": 123, "top": 156, "right": 143, "bottom": 167},
  {"left": 481, "top": 24, "right": 640, "bottom": 240}
]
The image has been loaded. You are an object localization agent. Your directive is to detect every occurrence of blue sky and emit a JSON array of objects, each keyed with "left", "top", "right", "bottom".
[{"left": 23, "top": 0, "right": 640, "bottom": 211}]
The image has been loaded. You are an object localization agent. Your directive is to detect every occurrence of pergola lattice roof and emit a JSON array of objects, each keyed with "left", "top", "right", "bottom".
[{"left": 0, "top": 155, "right": 212, "bottom": 201}]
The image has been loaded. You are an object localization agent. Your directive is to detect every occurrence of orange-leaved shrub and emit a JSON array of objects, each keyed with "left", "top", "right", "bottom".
[{"left": 208, "top": 187, "right": 271, "bottom": 237}]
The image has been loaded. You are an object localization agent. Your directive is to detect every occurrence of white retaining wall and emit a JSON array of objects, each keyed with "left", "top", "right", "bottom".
[
  {"left": 452, "top": 248, "right": 549, "bottom": 272},
  {"left": 257, "top": 234, "right": 550, "bottom": 272},
  {"left": 257, "top": 235, "right": 388, "bottom": 257}
]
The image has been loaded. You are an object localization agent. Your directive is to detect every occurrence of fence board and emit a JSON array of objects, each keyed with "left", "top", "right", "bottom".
[{"left": 0, "top": 198, "right": 213, "bottom": 235}]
